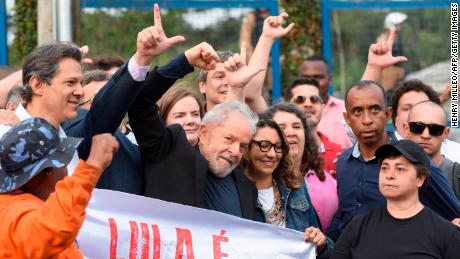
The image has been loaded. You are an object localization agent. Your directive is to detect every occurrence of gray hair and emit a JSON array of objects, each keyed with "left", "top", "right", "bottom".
[
  {"left": 83, "top": 69, "right": 109, "bottom": 86},
  {"left": 22, "top": 42, "right": 82, "bottom": 103},
  {"left": 197, "top": 50, "right": 234, "bottom": 83},
  {"left": 5, "top": 85, "right": 23, "bottom": 108},
  {"left": 202, "top": 100, "right": 258, "bottom": 135}
]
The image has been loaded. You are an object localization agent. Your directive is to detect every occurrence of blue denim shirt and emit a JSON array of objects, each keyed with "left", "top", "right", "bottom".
[
  {"left": 255, "top": 179, "right": 333, "bottom": 258},
  {"left": 254, "top": 179, "right": 319, "bottom": 231}
]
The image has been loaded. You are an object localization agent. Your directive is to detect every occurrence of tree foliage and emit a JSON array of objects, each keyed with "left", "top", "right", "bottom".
[
  {"left": 330, "top": 9, "right": 451, "bottom": 94},
  {"left": 13, "top": 0, "right": 37, "bottom": 62},
  {"left": 280, "top": 0, "right": 321, "bottom": 90},
  {"left": 79, "top": 9, "right": 242, "bottom": 66}
]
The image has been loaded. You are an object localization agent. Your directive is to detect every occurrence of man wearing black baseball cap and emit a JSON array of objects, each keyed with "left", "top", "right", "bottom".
[
  {"left": 0, "top": 118, "right": 118, "bottom": 258},
  {"left": 332, "top": 140, "right": 460, "bottom": 259}
]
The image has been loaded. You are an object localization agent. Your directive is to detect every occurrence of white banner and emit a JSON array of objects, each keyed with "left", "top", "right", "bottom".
[{"left": 78, "top": 189, "right": 315, "bottom": 259}]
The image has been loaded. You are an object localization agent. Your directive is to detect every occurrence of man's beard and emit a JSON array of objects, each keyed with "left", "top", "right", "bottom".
[
  {"left": 306, "top": 118, "right": 319, "bottom": 128},
  {"left": 208, "top": 152, "right": 238, "bottom": 178}
]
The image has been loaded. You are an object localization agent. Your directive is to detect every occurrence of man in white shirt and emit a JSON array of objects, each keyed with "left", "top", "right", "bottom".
[{"left": 0, "top": 4, "right": 185, "bottom": 175}]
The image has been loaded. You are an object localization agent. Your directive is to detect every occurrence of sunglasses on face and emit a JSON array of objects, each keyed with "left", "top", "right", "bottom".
[
  {"left": 408, "top": 122, "right": 446, "bottom": 137},
  {"left": 251, "top": 140, "right": 283, "bottom": 153},
  {"left": 292, "top": 95, "right": 323, "bottom": 105}
]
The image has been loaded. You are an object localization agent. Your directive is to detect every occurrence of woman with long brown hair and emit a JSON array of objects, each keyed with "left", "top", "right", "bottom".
[
  {"left": 241, "top": 116, "right": 329, "bottom": 256},
  {"left": 265, "top": 103, "right": 338, "bottom": 231}
]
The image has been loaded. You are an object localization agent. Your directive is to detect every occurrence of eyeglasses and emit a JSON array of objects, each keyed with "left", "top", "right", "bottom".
[
  {"left": 292, "top": 95, "right": 323, "bottom": 105},
  {"left": 408, "top": 122, "right": 446, "bottom": 137},
  {"left": 251, "top": 140, "right": 283, "bottom": 153}
]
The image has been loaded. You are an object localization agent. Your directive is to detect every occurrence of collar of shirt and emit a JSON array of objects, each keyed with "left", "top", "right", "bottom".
[
  {"left": 349, "top": 131, "right": 397, "bottom": 161},
  {"left": 318, "top": 131, "right": 332, "bottom": 152},
  {"left": 15, "top": 104, "right": 68, "bottom": 138},
  {"left": 325, "top": 95, "right": 342, "bottom": 108},
  {"left": 394, "top": 130, "right": 403, "bottom": 140}
]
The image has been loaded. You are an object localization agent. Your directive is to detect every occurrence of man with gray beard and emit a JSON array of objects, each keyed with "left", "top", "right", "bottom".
[{"left": 129, "top": 44, "right": 261, "bottom": 219}]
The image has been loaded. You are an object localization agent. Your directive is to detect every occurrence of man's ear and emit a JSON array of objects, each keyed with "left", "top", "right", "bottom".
[
  {"left": 28, "top": 76, "right": 47, "bottom": 96},
  {"left": 385, "top": 107, "right": 393, "bottom": 123},
  {"left": 401, "top": 121, "right": 410, "bottom": 139},
  {"left": 5, "top": 102, "right": 17, "bottom": 111},
  {"left": 198, "top": 81, "right": 206, "bottom": 95},
  {"left": 442, "top": 127, "right": 451, "bottom": 141},
  {"left": 199, "top": 124, "right": 208, "bottom": 143},
  {"left": 343, "top": 111, "right": 350, "bottom": 126}
]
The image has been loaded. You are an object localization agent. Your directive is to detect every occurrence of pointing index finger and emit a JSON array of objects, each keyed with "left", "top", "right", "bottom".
[
  {"left": 240, "top": 41, "right": 247, "bottom": 65},
  {"left": 387, "top": 27, "right": 396, "bottom": 48},
  {"left": 153, "top": 3, "right": 162, "bottom": 27}
]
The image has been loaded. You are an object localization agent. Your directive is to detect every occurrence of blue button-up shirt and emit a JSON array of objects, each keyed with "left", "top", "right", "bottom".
[
  {"left": 326, "top": 133, "right": 396, "bottom": 241},
  {"left": 327, "top": 132, "right": 460, "bottom": 241}
]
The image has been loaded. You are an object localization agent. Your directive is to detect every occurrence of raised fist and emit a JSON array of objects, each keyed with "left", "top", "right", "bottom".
[
  {"left": 184, "top": 42, "right": 219, "bottom": 70},
  {"left": 86, "top": 133, "right": 119, "bottom": 172}
]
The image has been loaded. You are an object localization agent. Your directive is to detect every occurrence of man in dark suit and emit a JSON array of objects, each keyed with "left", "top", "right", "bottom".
[
  {"left": 129, "top": 43, "right": 263, "bottom": 220},
  {"left": 62, "top": 4, "right": 185, "bottom": 195}
]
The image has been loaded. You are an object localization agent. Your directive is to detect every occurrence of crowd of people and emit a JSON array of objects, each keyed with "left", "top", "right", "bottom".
[{"left": 0, "top": 4, "right": 459, "bottom": 258}]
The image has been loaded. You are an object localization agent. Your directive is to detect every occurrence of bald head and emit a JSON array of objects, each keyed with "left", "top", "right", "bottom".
[
  {"left": 409, "top": 101, "right": 447, "bottom": 125},
  {"left": 405, "top": 100, "right": 449, "bottom": 160}
]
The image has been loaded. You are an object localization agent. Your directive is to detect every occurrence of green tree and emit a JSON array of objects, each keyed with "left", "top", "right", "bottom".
[
  {"left": 280, "top": 0, "right": 321, "bottom": 91},
  {"left": 12, "top": 0, "right": 37, "bottom": 64}
]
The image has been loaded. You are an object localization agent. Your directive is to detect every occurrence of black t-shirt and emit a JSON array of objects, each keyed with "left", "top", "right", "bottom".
[
  {"left": 332, "top": 206, "right": 460, "bottom": 259},
  {"left": 203, "top": 170, "right": 242, "bottom": 218}
]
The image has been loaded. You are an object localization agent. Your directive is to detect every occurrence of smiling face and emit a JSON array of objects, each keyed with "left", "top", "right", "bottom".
[
  {"left": 290, "top": 84, "right": 324, "bottom": 128},
  {"left": 248, "top": 126, "right": 283, "bottom": 178},
  {"left": 379, "top": 156, "right": 424, "bottom": 200},
  {"left": 199, "top": 111, "right": 253, "bottom": 178},
  {"left": 165, "top": 96, "right": 202, "bottom": 146},
  {"left": 38, "top": 58, "right": 84, "bottom": 126},
  {"left": 272, "top": 111, "right": 305, "bottom": 166},
  {"left": 344, "top": 85, "right": 390, "bottom": 146},
  {"left": 199, "top": 62, "right": 229, "bottom": 110}
]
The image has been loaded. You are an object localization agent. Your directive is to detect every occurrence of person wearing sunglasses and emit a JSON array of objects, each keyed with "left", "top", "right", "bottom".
[
  {"left": 403, "top": 101, "right": 460, "bottom": 201},
  {"left": 286, "top": 77, "right": 344, "bottom": 177},
  {"left": 299, "top": 56, "right": 351, "bottom": 149},
  {"left": 240, "top": 117, "right": 332, "bottom": 258},
  {"left": 328, "top": 80, "right": 460, "bottom": 242},
  {"left": 389, "top": 80, "right": 460, "bottom": 165}
]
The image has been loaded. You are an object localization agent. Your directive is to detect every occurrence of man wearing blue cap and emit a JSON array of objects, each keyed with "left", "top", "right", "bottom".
[
  {"left": 0, "top": 118, "right": 118, "bottom": 258},
  {"left": 332, "top": 140, "right": 460, "bottom": 259}
]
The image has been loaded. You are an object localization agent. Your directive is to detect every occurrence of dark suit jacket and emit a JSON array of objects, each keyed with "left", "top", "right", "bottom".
[
  {"left": 128, "top": 54, "right": 257, "bottom": 220},
  {"left": 62, "top": 63, "right": 145, "bottom": 194},
  {"left": 63, "top": 109, "right": 143, "bottom": 194}
]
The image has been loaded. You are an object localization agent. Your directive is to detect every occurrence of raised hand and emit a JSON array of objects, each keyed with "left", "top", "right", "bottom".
[
  {"left": 79, "top": 45, "right": 94, "bottom": 65},
  {"left": 367, "top": 28, "right": 408, "bottom": 69},
  {"left": 86, "top": 133, "right": 119, "bottom": 172},
  {"left": 184, "top": 42, "right": 219, "bottom": 70},
  {"left": 224, "top": 42, "right": 265, "bottom": 89},
  {"left": 135, "top": 4, "right": 186, "bottom": 65},
  {"left": 261, "top": 12, "right": 295, "bottom": 40}
]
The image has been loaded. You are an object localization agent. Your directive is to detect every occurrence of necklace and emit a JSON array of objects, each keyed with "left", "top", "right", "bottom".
[{"left": 260, "top": 180, "right": 285, "bottom": 227}]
